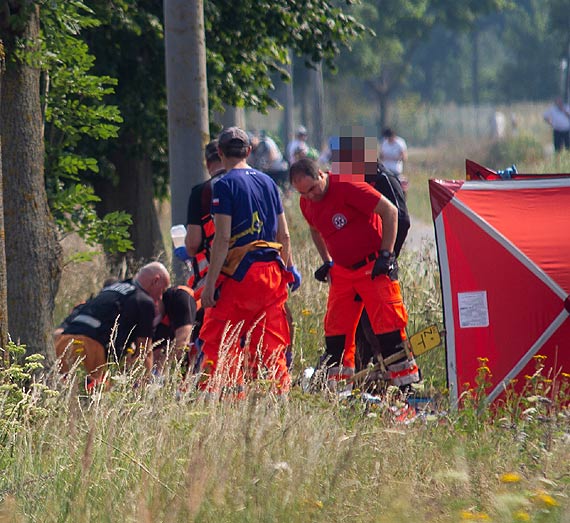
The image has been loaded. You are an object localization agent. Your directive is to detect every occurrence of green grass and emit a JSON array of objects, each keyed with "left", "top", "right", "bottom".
[{"left": 0, "top": 353, "right": 569, "bottom": 522}]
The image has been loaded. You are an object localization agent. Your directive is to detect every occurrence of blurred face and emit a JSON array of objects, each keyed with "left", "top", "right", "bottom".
[{"left": 292, "top": 171, "right": 328, "bottom": 202}]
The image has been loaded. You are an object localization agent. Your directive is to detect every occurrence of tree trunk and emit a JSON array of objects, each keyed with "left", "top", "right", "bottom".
[
  {"left": 0, "top": 40, "right": 9, "bottom": 354},
  {"left": 311, "top": 61, "right": 325, "bottom": 153},
  {"left": 220, "top": 105, "right": 245, "bottom": 129},
  {"left": 471, "top": 30, "right": 480, "bottom": 107},
  {"left": 283, "top": 50, "right": 294, "bottom": 151},
  {"left": 1, "top": 6, "right": 62, "bottom": 363},
  {"left": 164, "top": 0, "right": 209, "bottom": 229},
  {"left": 377, "top": 92, "right": 390, "bottom": 134},
  {"left": 93, "top": 132, "right": 165, "bottom": 270}
]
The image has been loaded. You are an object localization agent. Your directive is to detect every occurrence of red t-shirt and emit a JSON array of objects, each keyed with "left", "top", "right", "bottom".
[{"left": 300, "top": 177, "right": 383, "bottom": 268}]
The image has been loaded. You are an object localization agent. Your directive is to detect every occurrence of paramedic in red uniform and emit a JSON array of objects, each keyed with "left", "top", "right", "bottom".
[
  {"left": 289, "top": 157, "right": 419, "bottom": 391},
  {"left": 199, "top": 127, "right": 300, "bottom": 397}
]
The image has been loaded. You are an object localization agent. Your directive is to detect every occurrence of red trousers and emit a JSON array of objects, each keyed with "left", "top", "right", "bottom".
[
  {"left": 199, "top": 261, "right": 292, "bottom": 396},
  {"left": 325, "top": 262, "right": 408, "bottom": 373}
]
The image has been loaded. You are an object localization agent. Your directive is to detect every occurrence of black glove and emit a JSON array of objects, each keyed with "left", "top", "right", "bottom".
[
  {"left": 314, "top": 261, "right": 333, "bottom": 282},
  {"left": 371, "top": 250, "right": 397, "bottom": 280}
]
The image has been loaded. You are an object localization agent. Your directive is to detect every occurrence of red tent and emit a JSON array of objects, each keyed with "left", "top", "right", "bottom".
[{"left": 429, "top": 170, "right": 570, "bottom": 405}]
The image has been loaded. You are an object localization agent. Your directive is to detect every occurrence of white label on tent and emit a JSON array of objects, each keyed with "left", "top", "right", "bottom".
[{"left": 458, "top": 291, "right": 489, "bottom": 328}]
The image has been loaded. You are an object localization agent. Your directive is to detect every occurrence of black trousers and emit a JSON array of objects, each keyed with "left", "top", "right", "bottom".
[{"left": 553, "top": 130, "right": 570, "bottom": 152}]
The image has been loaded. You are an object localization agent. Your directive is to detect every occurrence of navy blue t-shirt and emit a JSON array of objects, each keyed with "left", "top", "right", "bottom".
[{"left": 211, "top": 168, "right": 284, "bottom": 279}]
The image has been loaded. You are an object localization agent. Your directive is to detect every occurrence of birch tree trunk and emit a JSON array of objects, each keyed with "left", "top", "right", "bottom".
[{"left": 164, "top": 0, "right": 209, "bottom": 228}]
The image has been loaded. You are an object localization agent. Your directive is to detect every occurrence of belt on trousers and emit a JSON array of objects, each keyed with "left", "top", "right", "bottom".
[{"left": 351, "top": 251, "right": 380, "bottom": 270}]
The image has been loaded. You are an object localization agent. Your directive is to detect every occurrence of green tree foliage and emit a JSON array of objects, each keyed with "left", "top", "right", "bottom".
[
  {"left": 496, "top": 0, "right": 559, "bottom": 101},
  {"left": 40, "top": 1, "right": 133, "bottom": 257},
  {"left": 340, "top": 0, "right": 511, "bottom": 128},
  {"left": 76, "top": 0, "right": 365, "bottom": 263},
  {"left": 547, "top": 0, "right": 570, "bottom": 51},
  {"left": 205, "top": 0, "right": 366, "bottom": 114}
]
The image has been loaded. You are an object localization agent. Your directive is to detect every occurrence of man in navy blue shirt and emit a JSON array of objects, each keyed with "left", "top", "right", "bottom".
[{"left": 199, "top": 127, "right": 300, "bottom": 397}]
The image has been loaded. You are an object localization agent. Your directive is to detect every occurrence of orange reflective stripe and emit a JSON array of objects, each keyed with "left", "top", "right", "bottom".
[
  {"left": 187, "top": 251, "right": 210, "bottom": 290},
  {"left": 203, "top": 219, "right": 215, "bottom": 246},
  {"left": 389, "top": 363, "right": 419, "bottom": 379}
]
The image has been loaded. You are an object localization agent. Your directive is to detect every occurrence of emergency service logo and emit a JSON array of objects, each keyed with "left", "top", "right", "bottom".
[{"left": 332, "top": 213, "right": 347, "bottom": 229}]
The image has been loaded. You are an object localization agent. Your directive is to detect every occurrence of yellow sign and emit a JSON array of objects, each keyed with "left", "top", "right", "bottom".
[{"left": 409, "top": 325, "right": 441, "bottom": 356}]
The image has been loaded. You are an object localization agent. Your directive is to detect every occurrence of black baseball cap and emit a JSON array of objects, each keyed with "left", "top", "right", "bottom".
[{"left": 218, "top": 127, "right": 250, "bottom": 148}]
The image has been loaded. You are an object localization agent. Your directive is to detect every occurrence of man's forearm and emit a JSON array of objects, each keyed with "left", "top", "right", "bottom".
[
  {"left": 310, "top": 227, "right": 332, "bottom": 262},
  {"left": 185, "top": 224, "right": 203, "bottom": 256},
  {"left": 174, "top": 325, "right": 193, "bottom": 349}
]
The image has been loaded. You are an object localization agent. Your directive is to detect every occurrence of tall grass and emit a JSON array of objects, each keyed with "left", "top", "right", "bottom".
[{"left": 0, "top": 344, "right": 568, "bottom": 522}]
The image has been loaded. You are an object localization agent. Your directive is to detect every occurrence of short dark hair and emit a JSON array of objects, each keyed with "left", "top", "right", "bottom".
[
  {"left": 382, "top": 128, "right": 395, "bottom": 139},
  {"left": 205, "top": 140, "right": 221, "bottom": 163},
  {"left": 289, "top": 158, "right": 319, "bottom": 184},
  {"left": 218, "top": 126, "right": 250, "bottom": 159}
]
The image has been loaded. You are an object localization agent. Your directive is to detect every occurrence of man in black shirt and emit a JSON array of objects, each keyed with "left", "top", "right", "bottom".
[
  {"left": 153, "top": 285, "right": 198, "bottom": 374},
  {"left": 55, "top": 262, "right": 170, "bottom": 387}
]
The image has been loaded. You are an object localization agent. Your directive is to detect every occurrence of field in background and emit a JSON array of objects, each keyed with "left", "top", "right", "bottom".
[{"left": 247, "top": 101, "right": 553, "bottom": 151}]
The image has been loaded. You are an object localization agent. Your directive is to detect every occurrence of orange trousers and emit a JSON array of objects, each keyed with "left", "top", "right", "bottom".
[
  {"left": 55, "top": 334, "right": 108, "bottom": 383},
  {"left": 199, "top": 261, "right": 292, "bottom": 396},
  {"left": 325, "top": 262, "right": 408, "bottom": 372}
]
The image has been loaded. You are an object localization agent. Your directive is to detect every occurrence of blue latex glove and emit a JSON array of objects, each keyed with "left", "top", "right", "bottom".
[
  {"left": 174, "top": 245, "right": 190, "bottom": 262},
  {"left": 288, "top": 265, "right": 302, "bottom": 292}
]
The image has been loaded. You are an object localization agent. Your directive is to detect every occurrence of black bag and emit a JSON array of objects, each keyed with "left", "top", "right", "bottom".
[{"left": 373, "top": 162, "right": 410, "bottom": 257}]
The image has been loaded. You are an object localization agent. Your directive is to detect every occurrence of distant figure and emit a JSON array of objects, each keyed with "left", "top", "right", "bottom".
[
  {"left": 379, "top": 128, "right": 408, "bottom": 195},
  {"left": 249, "top": 130, "right": 288, "bottom": 185},
  {"left": 510, "top": 112, "right": 519, "bottom": 136},
  {"left": 318, "top": 140, "right": 332, "bottom": 169},
  {"left": 543, "top": 97, "right": 570, "bottom": 152},
  {"left": 490, "top": 110, "right": 506, "bottom": 140},
  {"left": 286, "top": 125, "right": 309, "bottom": 165}
]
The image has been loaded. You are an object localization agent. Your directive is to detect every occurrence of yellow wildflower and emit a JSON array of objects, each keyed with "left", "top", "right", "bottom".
[
  {"left": 309, "top": 329, "right": 317, "bottom": 335},
  {"left": 500, "top": 472, "right": 521, "bottom": 483},
  {"left": 460, "top": 510, "right": 490, "bottom": 520},
  {"left": 533, "top": 491, "right": 558, "bottom": 507},
  {"left": 513, "top": 510, "right": 530, "bottom": 521},
  {"left": 301, "top": 309, "right": 312, "bottom": 316}
]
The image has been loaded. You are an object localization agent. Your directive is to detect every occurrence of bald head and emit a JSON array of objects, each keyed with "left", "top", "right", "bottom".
[{"left": 134, "top": 262, "right": 170, "bottom": 301}]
